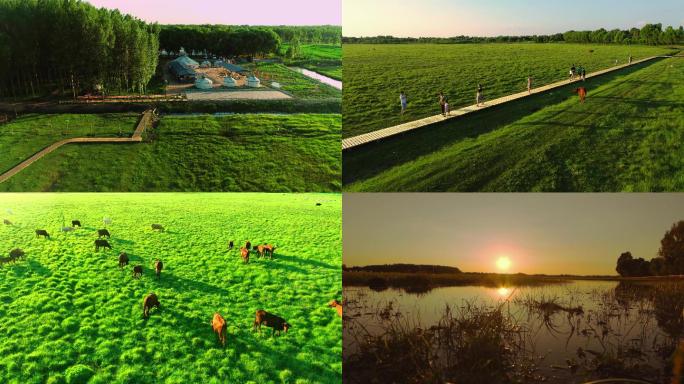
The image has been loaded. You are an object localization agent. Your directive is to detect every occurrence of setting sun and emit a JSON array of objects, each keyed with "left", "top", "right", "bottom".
[{"left": 496, "top": 256, "right": 512, "bottom": 271}]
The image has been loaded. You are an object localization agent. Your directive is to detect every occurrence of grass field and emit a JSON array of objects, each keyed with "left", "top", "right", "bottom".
[
  {"left": 0, "top": 114, "right": 138, "bottom": 175},
  {"left": 344, "top": 57, "right": 684, "bottom": 191},
  {"left": 0, "top": 113, "right": 341, "bottom": 192},
  {"left": 253, "top": 63, "right": 341, "bottom": 99},
  {"left": 0, "top": 193, "right": 341, "bottom": 384},
  {"left": 280, "top": 45, "right": 341, "bottom": 61},
  {"left": 342, "top": 43, "right": 675, "bottom": 137}
]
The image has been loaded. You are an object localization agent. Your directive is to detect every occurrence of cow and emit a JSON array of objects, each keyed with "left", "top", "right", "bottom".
[
  {"left": 98, "top": 229, "right": 111, "bottom": 238},
  {"left": 142, "top": 293, "right": 160, "bottom": 318},
  {"left": 154, "top": 259, "right": 163, "bottom": 279},
  {"left": 240, "top": 247, "right": 249, "bottom": 264},
  {"left": 211, "top": 313, "right": 228, "bottom": 347},
  {"left": 9, "top": 248, "right": 25, "bottom": 260},
  {"left": 118, "top": 252, "right": 129, "bottom": 268},
  {"left": 3, "top": 219, "right": 12, "bottom": 225},
  {"left": 151, "top": 224, "right": 164, "bottom": 232},
  {"left": 574, "top": 87, "right": 587, "bottom": 103},
  {"left": 35, "top": 229, "right": 50, "bottom": 239},
  {"left": 228, "top": 240, "right": 234, "bottom": 251},
  {"left": 256, "top": 245, "right": 266, "bottom": 258},
  {"left": 328, "top": 300, "right": 343, "bottom": 317},
  {"left": 263, "top": 244, "right": 276, "bottom": 260},
  {"left": 316, "top": 203, "right": 322, "bottom": 206},
  {"left": 253, "top": 310, "right": 290, "bottom": 336},
  {"left": 95, "top": 239, "right": 111, "bottom": 251},
  {"left": 245, "top": 241, "right": 251, "bottom": 250},
  {"left": 132, "top": 265, "right": 143, "bottom": 279},
  {"left": 71, "top": 220, "right": 81, "bottom": 227}
]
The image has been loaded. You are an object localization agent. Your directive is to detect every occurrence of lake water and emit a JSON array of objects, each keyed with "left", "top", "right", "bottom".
[
  {"left": 344, "top": 280, "right": 684, "bottom": 383},
  {"left": 290, "top": 67, "right": 342, "bottom": 90}
]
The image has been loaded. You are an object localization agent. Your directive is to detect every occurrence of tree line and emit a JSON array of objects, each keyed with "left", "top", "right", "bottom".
[
  {"left": 0, "top": 0, "right": 159, "bottom": 98},
  {"left": 343, "top": 23, "right": 684, "bottom": 45},
  {"left": 616, "top": 221, "right": 684, "bottom": 277}
]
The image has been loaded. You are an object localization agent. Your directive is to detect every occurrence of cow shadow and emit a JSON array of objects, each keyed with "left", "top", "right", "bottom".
[
  {"left": 155, "top": 271, "right": 232, "bottom": 298},
  {"left": 275, "top": 252, "right": 337, "bottom": 271}
]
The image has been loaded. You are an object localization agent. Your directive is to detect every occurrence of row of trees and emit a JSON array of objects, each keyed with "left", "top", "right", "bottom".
[
  {"left": 0, "top": 0, "right": 159, "bottom": 98},
  {"left": 158, "top": 25, "right": 281, "bottom": 59},
  {"left": 616, "top": 221, "right": 684, "bottom": 277},
  {"left": 272, "top": 26, "right": 341, "bottom": 45},
  {"left": 344, "top": 23, "right": 684, "bottom": 45}
]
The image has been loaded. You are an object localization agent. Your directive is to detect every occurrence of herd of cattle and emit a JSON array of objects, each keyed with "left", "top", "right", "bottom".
[{"left": 3, "top": 217, "right": 343, "bottom": 346}]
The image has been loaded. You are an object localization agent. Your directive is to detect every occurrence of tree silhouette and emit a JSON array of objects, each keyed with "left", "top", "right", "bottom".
[{"left": 659, "top": 221, "right": 684, "bottom": 275}]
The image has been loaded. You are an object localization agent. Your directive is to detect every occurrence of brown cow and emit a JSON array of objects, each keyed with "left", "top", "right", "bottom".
[
  {"left": 328, "top": 300, "right": 343, "bottom": 317},
  {"left": 132, "top": 265, "right": 143, "bottom": 279},
  {"left": 253, "top": 310, "right": 290, "bottom": 336},
  {"left": 263, "top": 244, "right": 276, "bottom": 260},
  {"left": 118, "top": 252, "right": 129, "bottom": 268},
  {"left": 143, "top": 293, "right": 160, "bottom": 318},
  {"left": 211, "top": 312, "right": 228, "bottom": 347},
  {"left": 154, "top": 259, "right": 163, "bottom": 279},
  {"left": 574, "top": 87, "right": 587, "bottom": 103},
  {"left": 240, "top": 247, "right": 249, "bottom": 264},
  {"left": 256, "top": 245, "right": 266, "bottom": 258}
]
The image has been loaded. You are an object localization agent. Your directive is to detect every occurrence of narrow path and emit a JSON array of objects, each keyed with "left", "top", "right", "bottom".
[
  {"left": 342, "top": 56, "right": 667, "bottom": 150},
  {"left": 0, "top": 109, "right": 154, "bottom": 183}
]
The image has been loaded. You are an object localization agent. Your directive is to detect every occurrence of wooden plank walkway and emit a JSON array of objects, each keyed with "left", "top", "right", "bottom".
[
  {"left": 342, "top": 56, "right": 663, "bottom": 150},
  {"left": 0, "top": 109, "right": 154, "bottom": 183}
]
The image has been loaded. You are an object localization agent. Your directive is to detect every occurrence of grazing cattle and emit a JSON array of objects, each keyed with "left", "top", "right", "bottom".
[
  {"left": 9, "top": 248, "right": 25, "bottom": 260},
  {"left": 574, "top": 87, "right": 587, "bottom": 103},
  {"left": 328, "top": 300, "right": 343, "bottom": 317},
  {"left": 71, "top": 220, "right": 81, "bottom": 227},
  {"left": 245, "top": 241, "right": 251, "bottom": 250},
  {"left": 3, "top": 219, "right": 12, "bottom": 225},
  {"left": 263, "top": 244, "right": 276, "bottom": 260},
  {"left": 98, "top": 229, "right": 111, "bottom": 238},
  {"left": 61, "top": 226, "right": 74, "bottom": 232},
  {"left": 211, "top": 313, "right": 228, "bottom": 347},
  {"left": 240, "top": 247, "right": 249, "bottom": 264},
  {"left": 142, "top": 293, "right": 160, "bottom": 318},
  {"left": 316, "top": 203, "right": 322, "bottom": 206},
  {"left": 154, "top": 259, "right": 163, "bottom": 279},
  {"left": 228, "top": 240, "right": 234, "bottom": 251},
  {"left": 253, "top": 310, "right": 290, "bottom": 336},
  {"left": 151, "top": 224, "right": 164, "bottom": 232},
  {"left": 35, "top": 229, "right": 50, "bottom": 239},
  {"left": 95, "top": 239, "right": 111, "bottom": 251},
  {"left": 118, "top": 252, "right": 129, "bottom": 268},
  {"left": 132, "top": 265, "right": 143, "bottom": 278},
  {"left": 256, "top": 245, "right": 266, "bottom": 258}
]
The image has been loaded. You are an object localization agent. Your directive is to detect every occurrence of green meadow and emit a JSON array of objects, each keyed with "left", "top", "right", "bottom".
[
  {"left": 253, "top": 63, "right": 341, "bottom": 99},
  {"left": 342, "top": 43, "right": 675, "bottom": 137},
  {"left": 0, "top": 193, "right": 341, "bottom": 384},
  {"left": 0, "top": 113, "right": 341, "bottom": 192},
  {"left": 344, "top": 57, "right": 684, "bottom": 191}
]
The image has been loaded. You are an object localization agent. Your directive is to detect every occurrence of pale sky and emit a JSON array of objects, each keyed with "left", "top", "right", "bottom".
[
  {"left": 344, "top": 0, "right": 684, "bottom": 37},
  {"left": 344, "top": 194, "right": 684, "bottom": 275},
  {"left": 85, "top": 0, "right": 341, "bottom": 25}
]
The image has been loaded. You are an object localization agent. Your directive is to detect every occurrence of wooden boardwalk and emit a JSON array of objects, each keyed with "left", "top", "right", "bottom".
[
  {"left": 342, "top": 56, "right": 662, "bottom": 150},
  {"left": 0, "top": 109, "right": 154, "bottom": 183}
]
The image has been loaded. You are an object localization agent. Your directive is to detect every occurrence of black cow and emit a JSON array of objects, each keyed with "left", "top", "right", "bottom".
[
  {"left": 72, "top": 220, "right": 81, "bottom": 227},
  {"left": 253, "top": 310, "right": 290, "bottom": 336},
  {"left": 95, "top": 239, "right": 111, "bottom": 251},
  {"left": 151, "top": 224, "right": 164, "bottom": 232},
  {"left": 35, "top": 229, "right": 50, "bottom": 239},
  {"left": 98, "top": 229, "right": 111, "bottom": 238},
  {"left": 118, "top": 252, "right": 129, "bottom": 268},
  {"left": 143, "top": 293, "right": 160, "bottom": 318},
  {"left": 132, "top": 265, "right": 143, "bottom": 279}
]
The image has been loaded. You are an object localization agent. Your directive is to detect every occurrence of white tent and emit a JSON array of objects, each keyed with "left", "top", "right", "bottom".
[
  {"left": 246, "top": 75, "right": 261, "bottom": 88},
  {"left": 223, "top": 76, "right": 237, "bottom": 88},
  {"left": 194, "top": 77, "right": 213, "bottom": 90}
]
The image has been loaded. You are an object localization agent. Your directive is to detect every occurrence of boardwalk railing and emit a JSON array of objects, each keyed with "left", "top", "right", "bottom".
[{"left": 342, "top": 56, "right": 663, "bottom": 151}]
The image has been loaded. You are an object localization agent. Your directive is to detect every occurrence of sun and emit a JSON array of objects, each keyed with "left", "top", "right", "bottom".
[{"left": 496, "top": 256, "right": 512, "bottom": 271}]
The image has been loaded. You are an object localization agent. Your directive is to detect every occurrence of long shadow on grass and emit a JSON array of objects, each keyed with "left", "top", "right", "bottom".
[
  {"left": 343, "top": 58, "right": 667, "bottom": 186},
  {"left": 155, "top": 271, "right": 232, "bottom": 298},
  {"left": 275, "top": 252, "right": 337, "bottom": 271}
]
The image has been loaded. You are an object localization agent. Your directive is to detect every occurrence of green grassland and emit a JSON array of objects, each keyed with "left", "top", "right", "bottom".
[
  {"left": 0, "top": 193, "right": 341, "bottom": 384},
  {"left": 344, "top": 57, "right": 684, "bottom": 191},
  {"left": 280, "top": 45, "right": 341, "bottom": 61},
  {"left": 0, "top": 114, "right": 138, "bottom": 174},
  {"left": 252, "top": 63, "right": 341, "bottom": 99},
  {"left": 342, "top": 43, "right": 675, "bottom": 137},
  {"left": 0, "top": 113, "right": 341, "bottom": 192}
]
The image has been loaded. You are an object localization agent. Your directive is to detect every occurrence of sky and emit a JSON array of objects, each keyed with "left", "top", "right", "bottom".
[
  {"left": 85, "top": 0, "right": 341, "bottom": 25},
  {"left": 344, "top": 0, "right": 684, "bottom": 37},
  {"left": 344, "top": 194, "right": 684, "bottom": 275}
]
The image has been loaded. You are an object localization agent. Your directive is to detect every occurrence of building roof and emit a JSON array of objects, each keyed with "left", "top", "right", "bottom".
[
  {"left": 171, "top": 55, "right": 199, "bottom": 68},
  {"left": 221, "top": 63, "right": 246, "bottom": 73},
  {"left": 168, "top": 60, "right": 196, "bottom": 77}
]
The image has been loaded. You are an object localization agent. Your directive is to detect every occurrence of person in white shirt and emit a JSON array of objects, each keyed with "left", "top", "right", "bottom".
[{"left": 399, "top": 91, "right": 407, "bottom": 114}]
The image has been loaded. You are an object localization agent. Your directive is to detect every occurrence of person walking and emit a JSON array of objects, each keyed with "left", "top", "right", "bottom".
[
  {"left": 476, "top": 84, "right": 484, "bottom": 107},
  {"left": 527, "top": 75, "right": 533, "bottom": 94},
  {"left": 444, "top": 95, "right": 450, "bottom": 116},
  {"left": 399, "top": 91, "right": 407, "bottom": 114},
  {"left": 438, "top": 92, "right": 446, "bottom": 116},
  {"left": 628, "top": 55, "right": 633, "bottom": 64}
]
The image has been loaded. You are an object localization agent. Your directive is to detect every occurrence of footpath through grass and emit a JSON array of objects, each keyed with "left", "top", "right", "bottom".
[
  {"left": 0, "top": 113, "right": 341, "bottom": 192},
  {"left": 0, "top": 114, "right": 138, "bottom": 174},
  {"left": 342, "top": 43, "right": 675, "bottom": 137},
  {"left": 0, "top": 193, "right": 341, "bottom": 384},
  {"left": 344, "top": 57, "right": 684, "bottom": 192}
]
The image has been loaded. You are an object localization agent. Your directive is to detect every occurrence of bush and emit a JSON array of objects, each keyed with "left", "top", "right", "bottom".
[{"left": 64, "top": 364, "right": 94, "bottom": 384}]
